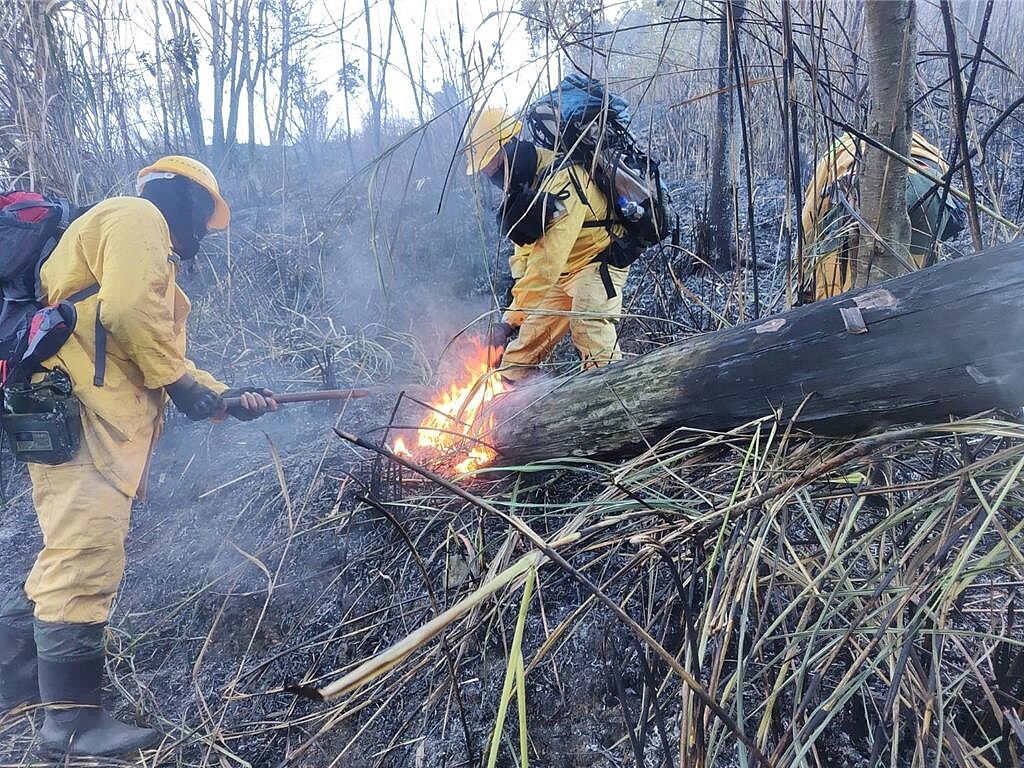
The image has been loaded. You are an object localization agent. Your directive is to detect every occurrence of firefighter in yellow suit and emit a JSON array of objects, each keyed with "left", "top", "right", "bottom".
[
  {"left": 464, "top": 108, "right": 630, "bottom": 383},
  {"left": 0, "top": 157, "right": 276, "bottom": 758},
  {"left": 800, "top": 132, "right": 965, "bottom": 301}
]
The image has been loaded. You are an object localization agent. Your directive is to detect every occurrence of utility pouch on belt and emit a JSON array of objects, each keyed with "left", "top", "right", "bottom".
[{"left": 1, "top": 369, "right": 81, "bottom": 465}]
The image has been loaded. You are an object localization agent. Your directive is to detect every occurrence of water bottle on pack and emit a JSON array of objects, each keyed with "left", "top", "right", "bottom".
[{"left": 617, "top": 196, "right": 645, "bottom": 223}]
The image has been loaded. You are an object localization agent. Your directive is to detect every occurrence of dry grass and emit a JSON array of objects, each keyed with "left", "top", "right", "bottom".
[{"left": 5, "top": 402, "right": 1022, "bottom": 767}]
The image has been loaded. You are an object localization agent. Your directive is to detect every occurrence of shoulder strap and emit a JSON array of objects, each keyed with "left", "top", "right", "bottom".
[
  {"left": 5, "top": 200, "right": 59, "bottom": 214},
  {"left": 565, "top": 167, "right": 590, "bottom": 209},
  {"left": 66, "top": 284, "right": 99, "bottom": 304},
  {"left": 92, "top": 300, "right": 107, "bottom": 387}
]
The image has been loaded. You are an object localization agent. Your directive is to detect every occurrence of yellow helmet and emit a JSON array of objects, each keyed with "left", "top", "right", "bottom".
[
  {"left": 463, "top": 107, "right": 522, "bottom": 176},
  {"left": 136, "top": 155, "right": 231, "bottom": 230}
]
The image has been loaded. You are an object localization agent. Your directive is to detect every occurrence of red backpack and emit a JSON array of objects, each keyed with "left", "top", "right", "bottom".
[{"left": 0, "top": 192, "right": 93, "bottom": 387}]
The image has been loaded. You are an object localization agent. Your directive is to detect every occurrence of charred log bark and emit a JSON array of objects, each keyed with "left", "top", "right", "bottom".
[{"left": 491, "top": 242, "right": 1024, "bottom": 464}]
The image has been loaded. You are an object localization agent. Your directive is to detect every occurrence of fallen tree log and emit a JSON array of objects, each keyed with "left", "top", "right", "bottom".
[{"left": 490, "top": 241, "right": 1024, "bottom": 464}]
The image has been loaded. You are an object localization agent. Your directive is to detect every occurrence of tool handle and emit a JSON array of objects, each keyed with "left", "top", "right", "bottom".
[{"left": 221, "top": 388, "right": 373, "bottom": 409}]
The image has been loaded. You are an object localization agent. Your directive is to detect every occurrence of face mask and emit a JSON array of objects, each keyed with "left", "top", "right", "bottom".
[
  {"left": 188, "top": 183, "right": 215, "bottom": 242},
  {"left": 140, "top": 177, "right": 213, "bottom": 260},
  {"left": 504, "top": 140, "right": 538, "bottom": 191},
  {"left": 485, "top": 163, "right": 506, "bottom": 189}
]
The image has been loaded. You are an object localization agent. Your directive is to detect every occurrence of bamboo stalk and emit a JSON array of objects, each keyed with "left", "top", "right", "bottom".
[{"left": 940, "top": 0, "right": 984, "bottom": 250}]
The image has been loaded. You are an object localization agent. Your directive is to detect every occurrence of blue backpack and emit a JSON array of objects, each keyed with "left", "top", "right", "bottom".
[{"left": 526, "top": 74, "right": 673, "bottom": 253}]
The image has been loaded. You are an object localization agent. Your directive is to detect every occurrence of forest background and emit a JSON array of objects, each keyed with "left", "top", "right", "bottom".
[{"left": 2, "top": 1, "right": 1024, "bottom": 766}]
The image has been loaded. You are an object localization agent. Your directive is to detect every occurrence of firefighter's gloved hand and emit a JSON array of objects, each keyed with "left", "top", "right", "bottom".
[
  {"left": 486, "top": 322, "right": 516, "bottom": 368},
  {"left": 487, "top": 322, "right": 516, "bottom": 348},
  {"left": 166, "top": 375, "right": 222, "bottom": 421},
  {"left": 221, "top": 387, "right": 278, "bottom": 421}
]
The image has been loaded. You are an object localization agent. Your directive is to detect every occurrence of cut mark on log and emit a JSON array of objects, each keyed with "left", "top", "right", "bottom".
[
  {"left": 965, "top": 365, "right": 1005, "bottom": 385},
  {"left": 755, "top": 318, "right": 786, "bottom": 334},
  {"left": 853, "top": 288, "right": 897, "bottom": 311},
  {"left": 840, "top": 306, "right": 868, "bottom": 334}
]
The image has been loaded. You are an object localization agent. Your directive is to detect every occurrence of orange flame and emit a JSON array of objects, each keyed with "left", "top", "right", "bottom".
[{"left": 395, "top": 340, "right": 506, "bottom": 474}]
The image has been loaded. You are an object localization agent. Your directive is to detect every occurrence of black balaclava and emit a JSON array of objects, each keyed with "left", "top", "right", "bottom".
[
  {"left": 485, "top": 138, "right": 538, "bottom": 191},
  {"left": 484, "top": 157, "right": 505, "bottom": 189},
  {"left": 140, "top": 176, "right": 214, "bottom": 260},
  {"left": 503, "top": 138, "right": 538, "bottom": 191}
]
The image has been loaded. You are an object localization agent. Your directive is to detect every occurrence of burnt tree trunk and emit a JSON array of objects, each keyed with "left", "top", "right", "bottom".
[{"left": 491, "top": 242, "right": 1024, "bottom": 464}]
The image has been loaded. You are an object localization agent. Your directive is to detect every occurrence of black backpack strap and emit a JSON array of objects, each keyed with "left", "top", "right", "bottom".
[
  {"left": 564, "top": 167, "right": 591, "bottom": 210},
  {"left": 30, "top": 199, "right": 79, "bottom": 302},
  {"left": 592, "top": 237, "right": 641, "bottom": 300},
  {"left": 597, "top": 260, "right": 615, "bottom": 301},
  {"left": 56, "top": 199, "right": 71, "bottom": 228},
  {"left": 4, "top": 200, "right": 60, "bottom": 214},
  {"left": 66, "top": 284, "right": 99, "bottom": 304},
  {"left": 93, "top": 300, "right": 107, "bottom": 387},
  {"left": 59, "top": 284, "right": 106, "bottom": 387}
]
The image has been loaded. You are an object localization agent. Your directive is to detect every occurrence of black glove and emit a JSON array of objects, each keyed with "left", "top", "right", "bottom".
[
  {"left": 222, "top": 386, "right": 276, "bottom": 421},
  {"left": 483, "top": 323, "right": 516, "bottom": 370},
  {"left": 485, "top": 322, "right": 516, "bottom": 368},
  {"left": 487, "top": 322, "right": 515, "bottom": 350},
  {"left": 166, "top": 375, "right": 222, "bottom": 421}
]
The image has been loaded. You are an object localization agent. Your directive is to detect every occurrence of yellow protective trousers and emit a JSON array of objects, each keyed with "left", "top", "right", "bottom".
[
  {"left": 23, "top": 434, "right": 140, "bottom": 625},
  {"left": 500, "top": 261, "right": 628, "bottom": 382}
]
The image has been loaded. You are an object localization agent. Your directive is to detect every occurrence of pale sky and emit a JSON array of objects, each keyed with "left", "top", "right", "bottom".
[
  {"left": 71, "top": 0, "right": 597, "bottom": 145},
  {"left": 310, "top": 0, "right": 551, "bottom": 131}
]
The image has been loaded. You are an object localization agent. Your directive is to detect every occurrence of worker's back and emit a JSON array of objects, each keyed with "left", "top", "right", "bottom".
[
  {"left": 39, "top": 195, "right": 219, "bottom": 495},
  {"left": 800, "top": 132, "right": 964, "bottom": 301},
  {"left": 510, "top": 146, "right": 621, "bottom": 278}
]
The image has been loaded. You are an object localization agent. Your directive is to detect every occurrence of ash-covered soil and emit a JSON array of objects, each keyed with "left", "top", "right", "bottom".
[
  {"left": 0, "top": 173, "right": 796, "bottom": 767},
  {"left": 0, "top": 394, "right": 647, "bottom": 767},
  {"left": 3, "top": 171, "right": 989, "bottom": 767}
]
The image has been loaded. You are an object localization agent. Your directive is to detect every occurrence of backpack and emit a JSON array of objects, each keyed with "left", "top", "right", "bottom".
[
  {"left": 0, "top": 192, "right": 93, "bottom": 389},
  {"left": 526, "top": 74, "right": 674, "bottom": 259}
]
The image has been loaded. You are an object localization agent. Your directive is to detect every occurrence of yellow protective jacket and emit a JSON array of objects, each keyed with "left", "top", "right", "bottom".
[
  {"left": 800, "top": 132, "right": 950, "bottom": 301},
  {"left": 38, "top": 196, "right": 226, "bottom": 496},
  {"left": 505, "top": 147, "right": 622, "bottom": 322}
]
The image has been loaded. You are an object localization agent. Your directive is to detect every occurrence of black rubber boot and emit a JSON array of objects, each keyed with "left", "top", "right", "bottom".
[
  {"left": 37, "top": 656, "right": 159, "bottom": 757},
  {"left": 0, "top": 621, "right": 39, "bottom": 711}
]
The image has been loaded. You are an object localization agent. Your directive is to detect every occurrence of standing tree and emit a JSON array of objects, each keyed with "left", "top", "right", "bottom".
[
  {"left": 856, "top": 0, "right": 917, "bottom": 287},
  {"left": 707, "top": 0, "right": 744, "bottom": 271}
]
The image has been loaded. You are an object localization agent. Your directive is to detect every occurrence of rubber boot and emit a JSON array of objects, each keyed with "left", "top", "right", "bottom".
[
  {"left": 37, "top": 656, "right": 159, "bottom": 757},
  {"left": 0, "top": 621, "right": 39, "bottom": 711}
]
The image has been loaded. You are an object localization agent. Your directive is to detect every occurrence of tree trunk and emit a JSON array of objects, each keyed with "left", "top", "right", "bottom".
[
  {"left": 209, "top": 0, "right": 226, "bottom": 162},
  {"left": 707, "top": 0, "right": 744, "bottom": 271},
  {"left": 856, "top": 0, "right": 917, "bottom": 287},
  {"left": 274, "top": 0, "right": 292, "bottom": 143},
  {"left": 363, "top": 0, "right": 379, "bottom": 152},
  {"left": 490, "top": 241, "right": 1024, "bottom": 464}
]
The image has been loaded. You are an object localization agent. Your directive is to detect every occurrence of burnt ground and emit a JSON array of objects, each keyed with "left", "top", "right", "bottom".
[
  {"left": 0, "top": 172, "right": 1000, "bottom": 767},
  {"left": 0, "top": 173, "right": 813, "bottom": 767},
  {"left": 0, "top": 391, "right": 656, "bottom": 767},
  {"left": 0, "top": 171, "right": 754, "bottom": 766}
]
